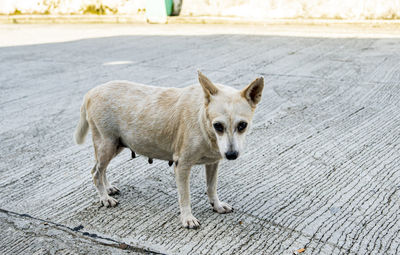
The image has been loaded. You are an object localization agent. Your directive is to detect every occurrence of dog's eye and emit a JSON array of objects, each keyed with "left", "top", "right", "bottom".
[
  {"left": 237, "top": 121, "right": 248, "bottom": 132},
  {"left": 213, "top": 122, "right": 224, "bottom": 133}
]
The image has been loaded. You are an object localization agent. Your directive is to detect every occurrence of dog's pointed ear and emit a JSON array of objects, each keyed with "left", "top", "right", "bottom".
[
  {"left": 241, "top": 77, "right": 264, "bottom": 108},
  {"left": 198, "top": 71, "right": 218, "bottom": 103}
]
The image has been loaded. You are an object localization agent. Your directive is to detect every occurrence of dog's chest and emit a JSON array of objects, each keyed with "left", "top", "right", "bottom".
[{"left": 195, "top": 150, "right": 222, "bottom": 165}]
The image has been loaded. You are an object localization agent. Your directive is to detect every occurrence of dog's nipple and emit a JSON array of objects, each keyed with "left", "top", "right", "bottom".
[{"left": 148, "top": 158, "right": 153, "bottom": 164}]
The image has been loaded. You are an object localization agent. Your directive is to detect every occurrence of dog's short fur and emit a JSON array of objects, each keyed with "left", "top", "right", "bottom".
[{"left": 74, "top": 71, "right": 264, "bottom": 228}]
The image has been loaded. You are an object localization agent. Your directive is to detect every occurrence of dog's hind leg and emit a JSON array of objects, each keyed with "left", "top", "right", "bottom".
[
  {"left": 91, "top": 126, "right": 119, "bottom": 207},
  {"left": 102, "top": 169, "right": 120, "bottom": 196},
  {"left": 103, "top": 145, "right": 123, "bottom": 196}
]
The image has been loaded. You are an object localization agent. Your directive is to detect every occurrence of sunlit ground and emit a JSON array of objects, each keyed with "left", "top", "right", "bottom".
[{"left": 2, "top": 23, "right": 400, "bottom": 48}]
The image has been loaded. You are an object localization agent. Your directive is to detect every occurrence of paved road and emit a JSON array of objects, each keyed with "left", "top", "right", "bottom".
[{"left": 0, "top": 24, "right": 399, "bottom": 254}]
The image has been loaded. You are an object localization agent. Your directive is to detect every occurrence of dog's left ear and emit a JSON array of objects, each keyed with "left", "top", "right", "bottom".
[
  {"left": 198, "top": 71, "right": 218, "bottom": 104},
  {"left": 241, "top": 77, "right": 264, "bottom": 108}
]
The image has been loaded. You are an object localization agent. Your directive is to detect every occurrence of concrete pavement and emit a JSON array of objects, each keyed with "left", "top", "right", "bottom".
[{"left": 0, "top": 24, "right": 399, "bottom": 254}]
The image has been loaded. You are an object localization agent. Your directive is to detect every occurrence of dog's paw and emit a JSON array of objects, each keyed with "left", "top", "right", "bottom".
[
  {"left": 107, "top": 186, "right": 120, "bottom": 196},
  {"left": 181, "top": 214, "right": 201, "bottom": 229},
  {"left": 100, "top": 196, "right": 119, "bottom": 207},
  {"left": 211, "top": 201, "right": 233, "bottom": 214}
]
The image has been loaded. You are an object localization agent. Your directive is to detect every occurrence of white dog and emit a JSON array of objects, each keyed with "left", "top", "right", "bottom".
[{"left": 74, "top": 71, "right": 264, "bottom": 228}]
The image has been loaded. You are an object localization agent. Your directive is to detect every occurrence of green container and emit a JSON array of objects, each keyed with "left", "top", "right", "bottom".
[{"left": 165, "top": 0, "right": 173, "bottom": 16}]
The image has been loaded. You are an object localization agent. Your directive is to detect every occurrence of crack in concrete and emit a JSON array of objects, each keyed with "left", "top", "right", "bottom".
[{"left": 0, "top": 208, "right": 164, "bottom": 254}]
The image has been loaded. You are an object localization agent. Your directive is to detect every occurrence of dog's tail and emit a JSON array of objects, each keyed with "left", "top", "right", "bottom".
[{"left": 74, "top": 102, "right": 89, "bottom": 145}]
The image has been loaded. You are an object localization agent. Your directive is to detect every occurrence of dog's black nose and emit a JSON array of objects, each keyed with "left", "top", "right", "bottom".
[{"left": 225, "top": 151, "right": 238, "bottom": 160}]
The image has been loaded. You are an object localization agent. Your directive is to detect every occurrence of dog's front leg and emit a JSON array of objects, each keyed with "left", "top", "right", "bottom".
[
  {"left": 206, "top": 162, "right": 233, "bottom": 213},
  {"left": 175, "top": 162, "right": 200, "bottom": 229}
]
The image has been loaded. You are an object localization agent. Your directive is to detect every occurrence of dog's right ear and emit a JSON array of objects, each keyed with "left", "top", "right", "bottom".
[{"left": 198, "top": 71, "right": 218, "bottom": 104}]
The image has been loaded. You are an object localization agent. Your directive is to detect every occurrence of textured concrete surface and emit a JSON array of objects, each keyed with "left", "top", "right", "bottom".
[{"left": 0, "top": 24, "right": 399, "bottom": 254}]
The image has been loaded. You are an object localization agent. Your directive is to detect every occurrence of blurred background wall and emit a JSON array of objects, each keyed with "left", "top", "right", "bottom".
[
  {"left": 0, "top": 0, "right": 147, "bottom": 15},
  {"left": 1, "top": 0, "right": 399, "bottom": 19},
  {"left": 181, "top": 0, "right": 400, "bottom": 19}
]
